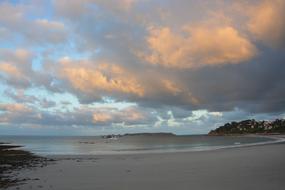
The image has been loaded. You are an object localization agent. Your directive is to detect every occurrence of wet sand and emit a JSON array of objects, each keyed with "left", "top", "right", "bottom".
[{"left": 5, "top": 141, "right": 285, "bottom": 190}]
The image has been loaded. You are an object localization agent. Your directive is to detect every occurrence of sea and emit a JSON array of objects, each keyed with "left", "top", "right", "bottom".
[{"left": 0, "top": 135, "right": 281, "bottom": 156}]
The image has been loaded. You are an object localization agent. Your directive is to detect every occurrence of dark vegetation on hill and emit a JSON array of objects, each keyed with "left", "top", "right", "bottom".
[{"left": 209, "top": 119, "right": 285, "bottom": 135}]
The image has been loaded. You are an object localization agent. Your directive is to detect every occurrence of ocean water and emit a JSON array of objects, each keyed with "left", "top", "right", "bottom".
[{"left": 0, "top": 135, "right": 278, "bottom": 156}]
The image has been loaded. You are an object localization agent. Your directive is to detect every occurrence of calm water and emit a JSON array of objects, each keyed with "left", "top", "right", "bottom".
[{"left": 0, "top": 135, "right": 276, "bottom": 155}]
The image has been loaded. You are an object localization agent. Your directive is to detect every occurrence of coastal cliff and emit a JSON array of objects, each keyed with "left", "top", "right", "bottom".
[{"left": 209, "top": 119, "right": 285, "bottom": 135}]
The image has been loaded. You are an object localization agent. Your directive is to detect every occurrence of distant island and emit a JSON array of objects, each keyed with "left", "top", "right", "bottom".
[
  {"left": 102, "top": 132, "right": 176, "bottom": 139},
  {"left": 123, "top": 132, "right": 176, "bottom": 137},
  {"left": 209, "top": 119, "right": 285, "bottom": 135}
]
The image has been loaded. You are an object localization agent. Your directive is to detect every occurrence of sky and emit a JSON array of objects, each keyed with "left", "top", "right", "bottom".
[{"left": 0, "top": 0, "right": 285, "bottom": 135}]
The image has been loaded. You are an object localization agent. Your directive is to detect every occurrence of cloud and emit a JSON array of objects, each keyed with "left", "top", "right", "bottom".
[
  {"left": 247, "top": 0, "right": 285, "bottom": 48},
  {"left": 35, "top": 19, "right": 65, "bottom": 31},
  {"left": 5, "top": 89, "right": 56, "bottom": 109},
  {"left": 0, "top": 2, "right": 23, "bottom": 25},
  {"left": 143, "top": 25, "right": 256, "bottom": 68},
  {"left": 0, "top": 49, "right": 33, "bottom": 88},
  {"left": 162, "top": 79, "right": 182, "bottom": 95},
  {"left": 92, "top": 106, "right": 154, "bottom": 125},
  {"left": 92, "top": 0, "right": 137, "bottom": 12},
  {"left": 0, "top": 103, "right": 31, "bottom": 113},
  {"left": 54, "top": 0, "right": 137, "bottom": 20},
  {"left": 0, "top": 1, "right": 67, "bottom": 46},
  {"left": 0, "top": 102, "right": 156, "bottom": 128},
  {"left": 0, "top": 0, "right": 285, "bottom": 135},
  {"left": 0, "top": 63, "right": 24, "bottom": 78},
  {"left": 56, "top": 58, "right": 144, "bottom": 101},
  {"left": 0, "top": 49, "right": 56, "bottom": 91}
]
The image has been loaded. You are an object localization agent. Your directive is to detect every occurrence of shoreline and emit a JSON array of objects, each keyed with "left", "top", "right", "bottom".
[
  {"left": 47, "top": 135, "right": 285, "bottom": 159},
  {"left": 2, "top": 135, "right": 285, "bottom": 189},
  {"left": 0, "top": 144, "right": 53, "bottom": 189},
  {"left": 6, "top": 141, "right": 285, "bottom": 190},
  {"left": 22, "top": 134, "right": 285, "bottom": 157},
  {"left": 3, "top": 134, "right": 285, "bottom": 158}
]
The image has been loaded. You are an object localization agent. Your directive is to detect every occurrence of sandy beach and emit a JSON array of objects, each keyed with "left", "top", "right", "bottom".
[{"left": 5, "top": 141, "right": 285, "bottom": 190}]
